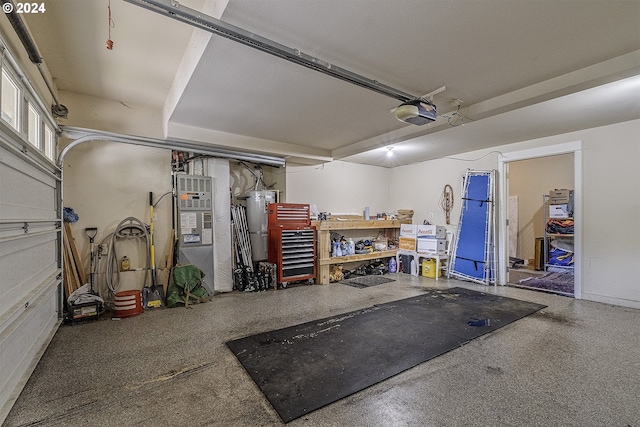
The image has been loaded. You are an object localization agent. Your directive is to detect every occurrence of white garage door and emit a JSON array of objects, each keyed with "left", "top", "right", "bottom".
[{"left": 0, "top": 123, "right": 62, "bottom": 420}]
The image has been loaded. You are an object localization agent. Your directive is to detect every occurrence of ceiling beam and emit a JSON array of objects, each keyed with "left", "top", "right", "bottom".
[
  {"left": 332, "top": 50, "right": 640, "bottom": 160},
  {"left": 167, "top": 122, "right": 334, "bottom": 165}
]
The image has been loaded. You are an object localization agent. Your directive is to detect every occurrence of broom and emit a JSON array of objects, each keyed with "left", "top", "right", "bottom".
[{"left": 144, "top": 191, "right": 163, "bottom": 308}]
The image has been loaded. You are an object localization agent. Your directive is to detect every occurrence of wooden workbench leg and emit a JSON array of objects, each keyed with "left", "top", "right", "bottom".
[
  {"left": 317, "top": 229, "right": 331, "bottom": 284},
  {"left": 318, "top": 265, "right": 330, "bottom": 285}
]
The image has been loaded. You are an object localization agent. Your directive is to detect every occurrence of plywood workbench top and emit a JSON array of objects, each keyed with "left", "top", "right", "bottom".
[{"left": 311, "top": 219, "right": 404, "bottom": 230}]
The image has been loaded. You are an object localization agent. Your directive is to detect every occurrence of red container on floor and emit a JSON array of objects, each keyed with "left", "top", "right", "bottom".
[{"left": 113, "top": 290, "right": 143, "bottom": 318}]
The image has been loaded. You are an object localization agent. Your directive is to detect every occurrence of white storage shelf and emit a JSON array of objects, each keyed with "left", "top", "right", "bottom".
[{"left": 543, "top": 194, "right": 574, "bottom": 271}]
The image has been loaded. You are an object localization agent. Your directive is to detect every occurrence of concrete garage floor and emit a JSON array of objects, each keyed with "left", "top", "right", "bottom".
[{"left": 3, "top": 274, "right": 640, "bottom": 426}]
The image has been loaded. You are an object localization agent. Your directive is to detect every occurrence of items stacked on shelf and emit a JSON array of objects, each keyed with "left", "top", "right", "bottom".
[
  {"left": 416, "top": 224, "right": 446, "bottom": 253},
  {"left": 544, "top": 189, "right": 574, "bottom": 272},
  {"left": 396, "top": 224, "right": 447, "bottom": 278},
  {"left": 311, "top": 219, "right": 403, "bottom": 285}
]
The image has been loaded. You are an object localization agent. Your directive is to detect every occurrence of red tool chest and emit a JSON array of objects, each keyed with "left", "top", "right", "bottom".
[{"left": 267, "top": 203, "right": 316, "bottom": 285}]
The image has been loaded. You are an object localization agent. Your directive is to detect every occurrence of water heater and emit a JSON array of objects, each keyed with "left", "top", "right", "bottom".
[{"left": 246, "top": 190, "right": 276, "bottom": 261}]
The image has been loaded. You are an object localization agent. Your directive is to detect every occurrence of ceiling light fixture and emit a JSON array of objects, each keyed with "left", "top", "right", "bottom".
[{"left": 386, "top": 147, "right": 394, "bottom": 157}]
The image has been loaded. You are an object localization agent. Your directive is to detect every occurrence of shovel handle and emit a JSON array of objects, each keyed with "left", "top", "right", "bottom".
[
  {"left": 84, "top": 227, "right": 97, "bottom": 241},
  {"left": 148, "top": 192, "right": 156, "bottom": 273}
]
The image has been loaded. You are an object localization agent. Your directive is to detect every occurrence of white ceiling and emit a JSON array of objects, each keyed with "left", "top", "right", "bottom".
[{"left": 23, "top": 0, "right": 640, "bottom": 167}]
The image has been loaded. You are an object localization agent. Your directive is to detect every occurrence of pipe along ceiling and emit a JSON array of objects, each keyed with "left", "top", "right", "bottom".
[{"left": 58, "top": 126, "right": 286, "bottom": 167}]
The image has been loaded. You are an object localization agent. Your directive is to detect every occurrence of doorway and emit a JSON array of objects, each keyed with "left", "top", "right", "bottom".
[
  {"left": 498, "top": 141, "right": 582, "bottom": 299},
  {"left": 507, "top": 154, "right": 574, "bottom": 295}
]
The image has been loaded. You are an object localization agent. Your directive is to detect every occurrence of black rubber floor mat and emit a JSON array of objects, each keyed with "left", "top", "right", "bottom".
[
  {"left": 339, "top": 275, "right": 395, "bottom": 288},
  {"left": 226, "top": 287, "right": 545, "bottom": 423}
]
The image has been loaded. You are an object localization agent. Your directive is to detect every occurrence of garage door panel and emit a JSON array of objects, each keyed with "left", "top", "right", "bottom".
[
  {"left": 0, "top": 232, "right": 58, "bottom": 317},
  {"left": 0, "top": 152, "right": 57, "bottom": 220},
  {"left": 0, "top": 136, "right": 61, "bottom": 422},
  {"left": 0, "top": 284, "right": 59, "bottom": 419}
]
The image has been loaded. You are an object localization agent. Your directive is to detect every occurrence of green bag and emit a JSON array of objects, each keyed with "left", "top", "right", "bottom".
[{"left": 166, "top": 264, "right": 210, "bottom": 308}]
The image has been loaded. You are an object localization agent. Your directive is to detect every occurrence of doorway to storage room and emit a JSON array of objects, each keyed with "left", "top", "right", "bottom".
[{"left": 501, "top": 145, "right": 580, "bottom": 297}]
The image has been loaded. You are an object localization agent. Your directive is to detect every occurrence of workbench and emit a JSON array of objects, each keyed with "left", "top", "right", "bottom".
[{"left": 311, "top": 219, "right": 403, "bottom": 284}]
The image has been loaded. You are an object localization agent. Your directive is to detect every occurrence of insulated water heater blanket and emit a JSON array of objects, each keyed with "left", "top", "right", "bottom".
[{"left": 226, "top": 287, "right": 545, "bottom": 422}]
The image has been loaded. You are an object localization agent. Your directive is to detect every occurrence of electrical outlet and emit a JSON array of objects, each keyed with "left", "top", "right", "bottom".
[
  {"left": 153, "top": 213, "right": 158, "bottom": 222},
  {"left": 430, "top": 213, "right": 434, "bottom": 219}
]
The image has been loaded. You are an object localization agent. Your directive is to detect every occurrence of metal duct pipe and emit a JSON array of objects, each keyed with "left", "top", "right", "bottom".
[
  {"left": 58, "top": 126, "right": 286, "bottom": 168},
  {"left": 124, "top": 0, "right": 418, "bottom": 103}
]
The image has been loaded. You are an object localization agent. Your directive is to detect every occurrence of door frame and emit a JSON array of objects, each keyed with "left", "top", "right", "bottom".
[{"left": 497, "top": 141, "right": 582, "bottom": 298}]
